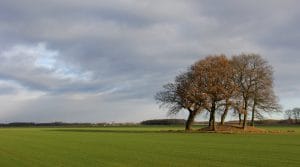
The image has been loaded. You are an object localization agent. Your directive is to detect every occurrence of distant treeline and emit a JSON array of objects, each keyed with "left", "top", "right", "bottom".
[
  {"left": 225, "top": 119, "right": 300, "bottom": 125},
  {"left": 0, "top": 122, "right": 128, "bottom": 127},
  {"left": 141, "top": 119, "right": 186, "bottom": 125},
  {"left": 0, "top": 119, "right": 299, "bottom": 127}
]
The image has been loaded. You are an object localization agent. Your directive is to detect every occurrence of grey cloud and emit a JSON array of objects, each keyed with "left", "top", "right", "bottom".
[
  {"left": 0, "top": 0, "right": 300, "bottom": 122},
  {"left": 0, "top": 84, "right": 17, "bottom": 95},
  {"left": 0, "top": 43, "right": 104, "bottom": 94}
]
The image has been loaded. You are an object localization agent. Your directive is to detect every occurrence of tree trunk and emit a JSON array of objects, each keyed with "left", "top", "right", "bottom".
[
  {"left": 221, "top": 100, "right": 229, "bottom": 125},
  {"left": 211, "top": 102, "right": 216, "bottom": 131},
  {"left": 250, "top": 102, "right": 256, "bottom": 127},
  {"left": 212, "top": 110, "right": 216, "bottom": 131},
  {"left": 209, "top": 111, "right": 213, "bottom": 127},
  {"left": 243, "top": 113, "right": 247, "bottom": 129},
  {"left": 238, "top": 113, "right": 242, "bottom": 125},
  {"left": 185, "top": 111, "right": 196, "bottom": 131},
  {"left": 243, "top": 101, "right": 248, "bottom": 129}
]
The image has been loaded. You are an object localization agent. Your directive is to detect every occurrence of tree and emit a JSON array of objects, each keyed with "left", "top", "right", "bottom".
[
  {"left": 292, "top": 108, "right": 300, "bottom": 123},
  {"left": 231, "top": 54, "right": 280, "bottom": 129},
  {"left": 191, "top": 55, "right": 237, "bottom": 130},
  {"left": 251, "top": 86, "right": 281, "bottom": 126},
  {"left": 231, "top": 54, "right": 254, "bottom": 128},
  {"left": 285, "top": 108, "right": 300, "bottom": 123},
  {"left": 155, "top": 71, "right": 207, "bottom": 131},
  {"left": 156, "top": 53, "right": 279, "bottom": 131},
  {"left": 248, "top": 55, "right": 280, "bottom": 126},
  {"left": 220, "top": 67, "right": 240, "bottom": 125},
  {"left": 285, "top": 109, "right": 293, "bottom": 123}
]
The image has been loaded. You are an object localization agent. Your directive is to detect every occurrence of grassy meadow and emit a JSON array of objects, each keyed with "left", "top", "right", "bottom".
[{"left": 0, "top": 125, "right": 299, "bottom": 167}]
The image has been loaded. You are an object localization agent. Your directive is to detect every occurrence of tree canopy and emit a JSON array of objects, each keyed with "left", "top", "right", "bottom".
[{"left": 156, "top": 53, "right": 280, "bottom": 131}]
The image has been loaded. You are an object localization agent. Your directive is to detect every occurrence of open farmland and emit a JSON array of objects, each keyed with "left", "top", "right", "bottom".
[{"left": 0, "top": 126, "right": 299, "bottom": 167}]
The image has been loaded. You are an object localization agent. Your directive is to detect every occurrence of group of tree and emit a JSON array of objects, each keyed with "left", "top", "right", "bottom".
[
  {"left": 285, "top": 108, "right": 300, "bottom": 124},
  {"left": 155, "top": 53, "right": 281, "bottom": 131}
]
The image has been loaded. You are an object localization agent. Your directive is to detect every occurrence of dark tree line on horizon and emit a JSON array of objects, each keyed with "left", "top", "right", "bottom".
[
  {"left": 285, "top": 108, "right": 300, "bottom": 124},
  {"left": 155, "top": 53, "right": 281, "bottom": 131}
]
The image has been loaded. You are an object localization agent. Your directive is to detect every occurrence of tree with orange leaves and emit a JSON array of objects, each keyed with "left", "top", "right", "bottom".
[{"left": 191, "top": 55, "right": 238, "bottom": 130}]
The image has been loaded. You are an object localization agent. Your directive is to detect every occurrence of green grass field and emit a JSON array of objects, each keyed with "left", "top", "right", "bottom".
[{"left": 0, "top": 126, "right": 299, "bottom": 167}]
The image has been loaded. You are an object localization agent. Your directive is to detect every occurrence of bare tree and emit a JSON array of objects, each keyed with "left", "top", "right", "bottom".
[
  {"left": 232, "top": 54, "right": 280, "bottom": 129},
  {"left": 249, "top": 56, "right": 280, "bottom": 126},
  {"left": 285, "top": 108, "right": 300, "bottom": 123},
  {"left": 232, "top": 54, "right": 253, "bottom": 128},
  {"left": 293, "top": 108, "right": 300, "bottom": 123},
  {"left": 251, "top": 86, "right": 281, "bottom": 126},
  {"left": 155, "top": 71, "right": 206, "bottom": 131}
]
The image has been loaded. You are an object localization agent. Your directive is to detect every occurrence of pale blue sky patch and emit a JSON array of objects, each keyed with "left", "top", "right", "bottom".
[{"left": 34, "top": 43, "right": 58, "bottom": 70}]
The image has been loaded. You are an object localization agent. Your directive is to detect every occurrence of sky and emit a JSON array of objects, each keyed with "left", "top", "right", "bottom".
[{"left": 0, "top": 0, "right": 300, "bottom": 123}]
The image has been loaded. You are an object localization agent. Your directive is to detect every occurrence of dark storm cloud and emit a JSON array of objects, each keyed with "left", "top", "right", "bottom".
[{"left": 0, "top": 0, "right": 300, "bottom": 122}]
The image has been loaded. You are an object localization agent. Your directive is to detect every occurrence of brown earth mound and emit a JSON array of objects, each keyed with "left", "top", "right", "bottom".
[
  {"left": 198, "top": 125, "right": 268, "bottom": 133},
  {"left": 198, "top": 125, "right": 283, "bottom": 134},
  {"left": 164, "top": 125, "right": 291, "bottom": 134}
]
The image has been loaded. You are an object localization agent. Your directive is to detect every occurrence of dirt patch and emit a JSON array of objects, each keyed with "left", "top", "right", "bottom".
[
  {"left": 196, "top": 125, "right": 289, "bottom": 134},
  {"left": 198, "top": 125, "right": 265, "bottom": 133},
  {"left": 164, "top": 125, "right": 291, "bottom": 134}
]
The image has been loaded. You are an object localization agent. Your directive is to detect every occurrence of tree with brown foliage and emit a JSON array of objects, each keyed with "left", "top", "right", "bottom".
[
  {"left": 220, "top": 64, "right": 240, "bottom": 125},
  {"left": 191, "top": 55, "right": 238, "bottom": 131}
]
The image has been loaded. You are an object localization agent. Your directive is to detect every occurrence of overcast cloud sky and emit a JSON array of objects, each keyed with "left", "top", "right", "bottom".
[{"left": 0, "top": 0, "right": 300, "bottom": 123}]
